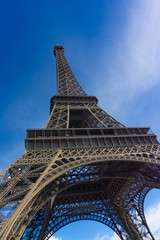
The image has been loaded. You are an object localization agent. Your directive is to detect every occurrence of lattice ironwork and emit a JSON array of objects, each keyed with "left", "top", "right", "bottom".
[
  {"left": 54, "top": 45, "right": 87, "bottom": 96},
  {"left": 0, "top": 45, "right": 160, "bottom": 240}
]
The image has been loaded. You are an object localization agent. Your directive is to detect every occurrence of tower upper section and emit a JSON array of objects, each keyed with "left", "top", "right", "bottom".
[{"left": 54, "top": 45, "right": 87, "bottom": 96}]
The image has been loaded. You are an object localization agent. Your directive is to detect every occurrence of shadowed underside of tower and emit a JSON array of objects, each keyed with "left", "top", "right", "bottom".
[{"left": 0, "top": 45, "right": 160, "bottom": 240}]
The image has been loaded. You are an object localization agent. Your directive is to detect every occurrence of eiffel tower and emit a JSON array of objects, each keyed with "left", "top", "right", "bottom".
[{"left": 0, "top": 45, "right": 160, "bottom": 240}]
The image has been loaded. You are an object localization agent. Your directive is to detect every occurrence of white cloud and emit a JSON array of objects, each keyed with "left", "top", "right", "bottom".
[
  {"left": 109, "top": 233, "right": 119, "bottom": 240},
  {"left": 96, "top": 0, "right": 160, "bottom": 114},
  {"left": 95, "top": 233, "right": 110, "bottom": 240},
  {"left": 146, "top": 201, "right": 160, "bottom": 238},
  {"left": 123, "top": 0, "right": 160, "bottom": 93},
  {"left": 95, "top": 233, "right": 119, "bottom": 240},
  {"left": 48, "top": 236, "right": 62, "bottom": 240}
]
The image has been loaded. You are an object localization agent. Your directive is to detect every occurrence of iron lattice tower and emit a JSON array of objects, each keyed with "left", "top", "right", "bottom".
[{"left": 0, "top": 45, "right": 160, "bottom": 240}]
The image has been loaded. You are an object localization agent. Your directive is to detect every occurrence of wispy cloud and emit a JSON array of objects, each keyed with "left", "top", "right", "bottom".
[
  {"left": 95, "top": 232, "right": 119, "bottom": 240},
  {"left": 109, "top": 234, "right": 119, "bottom": 240},
  {"left": 49, "top": 236, "right": 62, "bottom": 240},
  {"left": 146, "top": 200, "right": 160, "bottom": 238},
  {"left": 95, "top": 233, "right": 111, "bottom": 240},
  {"left": 123, "top": 0, "right": 160, "bottom": 92},
  {"left": 96, "top": 0, "right": 160, "bottom": 114}
]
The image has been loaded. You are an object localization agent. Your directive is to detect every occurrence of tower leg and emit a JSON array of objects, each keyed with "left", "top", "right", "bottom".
[
  {"left": 38, "top": 197, "right": 56, "bottom": 240},
  {"left": 115, "top": 181, "right": 155, "bottom": 240}
]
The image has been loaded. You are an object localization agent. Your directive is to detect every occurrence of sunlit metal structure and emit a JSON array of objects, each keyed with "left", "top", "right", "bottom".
[{"left": 0, "top": 45, "right": 160, "bottom": 240}]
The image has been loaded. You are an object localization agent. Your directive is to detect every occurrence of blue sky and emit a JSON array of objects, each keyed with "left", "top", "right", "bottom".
[{"left": 0, "top": 0, "right": 160, "bottom": 239}]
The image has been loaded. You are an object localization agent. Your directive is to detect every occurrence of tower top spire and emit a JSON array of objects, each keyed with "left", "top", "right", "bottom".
[
  {"left": 53, "top": 45, "right": 87, "bottom": 96},
  {"left": 53, "top": 45, "right": 64, "bottom": 56}
]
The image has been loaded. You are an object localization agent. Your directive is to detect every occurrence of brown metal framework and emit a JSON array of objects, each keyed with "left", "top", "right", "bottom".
[{"left": 0, "top": 45, "right": 160, "bottom": 240}]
